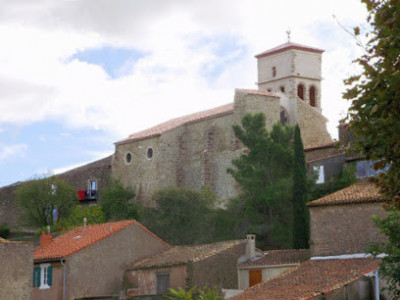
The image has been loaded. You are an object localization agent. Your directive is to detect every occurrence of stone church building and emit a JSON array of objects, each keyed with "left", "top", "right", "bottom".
[{"left": 112, "top": 42, "right": 332, "bottom": 204}]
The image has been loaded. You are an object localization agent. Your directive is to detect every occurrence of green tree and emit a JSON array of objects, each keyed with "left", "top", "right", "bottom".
[
  {"left": 64, "top": 205, "right": 106, "bottom": 227},
  {"left": 15, "top": 176, "right": 76, "bottom": 227},
  {"left": 343, "top": 0, "right": 400, "bottom": 296},
  {"left": 144, "top": 186, "right": 216, "bottom": 245},
  {"left": 292, "top": 125, "right": 309, "bottom": 249},
  {"left": 165, "top": 287, "right": 222, "bottom": 300},
  {"left": 99, "top": 179, "right": 139, "bottom": 221},
  {"left": 344, "top": 0, "right": 400, "bottom": 201},
  {"left": 227, "top": 113, "right": 294, "bottom": 249}
]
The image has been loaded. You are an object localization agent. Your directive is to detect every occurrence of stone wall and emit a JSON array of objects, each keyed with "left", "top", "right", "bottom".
[
  {"left": 296, "top": 98, "right": 331, "bottom": 147},
  {"left": 310, "top": 202, "right": 387, "bottom": 257},
  {"left": 125, "top": 265, "right": 187, "bottom": 297},
  {"left": 0, "top": 241, "right": 34, "bottom": 299},
  {"left": 0, "top": 156, "right": 112, "bottom": 228}
]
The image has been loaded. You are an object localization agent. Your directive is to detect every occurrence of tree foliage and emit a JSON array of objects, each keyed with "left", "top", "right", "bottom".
[
  {"left": 227, "top": 113, "right": 294, "bottom": 249},
  {"left": 344, "top": 0, "right": 400, "bottom": 202},
  {"left": 292, "top": 125, "right": 309, "bottom": 249},
  {"left": 143, "top": 186, "right": 217, "bottom": 245},
  {"left": 99, "top": 179, "right": 139, "bottom": 221},
  {"left": 15, "top": 176, "right": 76, "bottom": 227},
  {"left": 64, "top": 205, "right": 106, "bottom": 227},
  {"left": 343, "top": 0, "right": 400, "bottom": 297},
  {"left": 165, "top": 287, "right": 222, "bottom": 300}
]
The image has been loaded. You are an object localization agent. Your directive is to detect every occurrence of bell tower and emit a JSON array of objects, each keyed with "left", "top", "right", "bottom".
[{"left": 255, "top": 41, "right": 324, "bottom": 110}]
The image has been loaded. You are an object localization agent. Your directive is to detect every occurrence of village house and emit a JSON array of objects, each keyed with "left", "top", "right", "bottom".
[
  {"left": 0, "top": 237, "right": 34, "bottom": 299},
  {"left": 237, "top": 235, "right": 310, "bottom": 290},
  {"left": 32, "top": 220, "right": 170, "bottom": 300},
  {"left": 232, "top": 181, "right": 390, "bottom": 299},
  {"left": 124, "top": 239, "right": 246, "bottom": 297}
]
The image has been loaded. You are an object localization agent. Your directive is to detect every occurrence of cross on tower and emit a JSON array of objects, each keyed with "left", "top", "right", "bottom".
[{"left": 286, "top": 29, "right": 291, "bottom": 42}]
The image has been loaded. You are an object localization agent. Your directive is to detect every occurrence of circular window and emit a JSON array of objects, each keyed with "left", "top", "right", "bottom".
[
  {"left": 147, "top": 148, "right": 153, "bottom": 159},
  {"left": 125, "top": 152, "right": 132, "bottom": 165}
]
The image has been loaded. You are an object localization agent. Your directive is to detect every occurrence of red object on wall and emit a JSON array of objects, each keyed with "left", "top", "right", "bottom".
[{"left": 77, "top": 190, "right": 86, "bottom": 200}]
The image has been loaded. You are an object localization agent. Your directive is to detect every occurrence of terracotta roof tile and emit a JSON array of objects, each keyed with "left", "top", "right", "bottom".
[
  {"left": 128, "top": 240, "right": 245, "bottom": 270},
  {"left": 239, "top": 249, "right": 310, "bottom": 268},
  {"left": 308, "top": 181, "right": 384, "bottom": 207},
  {"left": 232, "top": 258, "right": 380, "bottom": 300},
  {"left": 115, "top": 103, "right": 234, "bottom": 145},
  {"left": 0, "top": 237, "right": 9, "bottom": 243},
  {"left": 34, "top": 220, "right": 168, "bottom": 261},
  {"left": 255, "top": 42, "right": 324, "bottom": 58},
  {"left": 304, "top": 142, "right": 344, "bottom": 163}
]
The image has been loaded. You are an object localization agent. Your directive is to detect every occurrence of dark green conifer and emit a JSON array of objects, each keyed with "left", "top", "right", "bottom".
[{"left": 292, "top": 125, "right": 309, "bottom": 249}]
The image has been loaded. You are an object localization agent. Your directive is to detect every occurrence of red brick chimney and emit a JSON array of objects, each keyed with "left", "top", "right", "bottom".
[{"left": 40, "top": 231, "right": 52, "bottom": 247}]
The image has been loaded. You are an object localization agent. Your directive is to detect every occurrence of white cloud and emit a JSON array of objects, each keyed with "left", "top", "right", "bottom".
[
  {"left": 0, "top": 0, "right": 368, "bottom": 142},
  {"left": 0, "top": 144, "right": 28, "bottom": 163}
]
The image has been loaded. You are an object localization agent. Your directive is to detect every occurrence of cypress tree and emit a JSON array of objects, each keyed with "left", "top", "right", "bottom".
[{"left": 292, "top": 125, "right": 309, "bottom": 249}]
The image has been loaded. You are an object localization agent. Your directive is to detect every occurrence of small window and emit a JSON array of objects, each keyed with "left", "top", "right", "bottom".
[
  {"left": 313, "top": 165, "right": 325, "bottom": 184},
  {"left": 272, "top": 66, "right": 276, "bottom": 77},
  {"left": 280, "top": 108, "right": 289, "bottom": 125},
  {"left": 33, "top": 264, "right": 52, "bottom": 289},
  {"left": 156, "top": 273, "right": 170, "bottom": 294},
  {"left": 267, "top": 88, "right": 272, "bottom": 92},
  {"left": 297, "top": 84, "right": 304, "bottom": 100},
  {"left": 147, "top": 148, "right": 153, "bottom": 159},
  {"left": 125, "top": 152, "right": 132, "bottom": 164},
  {"left": 280, "top": 86, "right": 285, "bottom": 93},
  {"left": 309, "top": 86, "right": 316, "bottom": 107}
]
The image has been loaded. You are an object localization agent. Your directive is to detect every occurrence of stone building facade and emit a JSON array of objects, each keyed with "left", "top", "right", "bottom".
[
  {"left": 0, "top": 238, "right": 34, "bottom": 300},
  {"left": 308, "top": 181, "right": 388, "bottom": 257},
  {"left": 113, "top": 42, "right": 332, "bottom": 204},
  {"left": 124, "top": 240, "right": 246, "bottom": 297}
]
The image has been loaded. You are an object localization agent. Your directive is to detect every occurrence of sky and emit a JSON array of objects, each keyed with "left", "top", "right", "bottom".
[{"left": 0, "top": 0, "right": 369, "bottom": 187}]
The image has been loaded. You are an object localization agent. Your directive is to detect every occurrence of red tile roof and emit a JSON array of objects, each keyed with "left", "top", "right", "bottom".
[
  {"left": 308, "top": 181, "right": 384, "bottom": 207},
  {"left": 239, "top": 249, "right": 310, "bottom": 268},
  {"left": 255, "top": 42, "right": 324, "bottom": 59},
  {"left": 232, "top": 258, "right": 380, "bottom": 300},
  {"left": 34, "top": 220, "right": 169, "bottom": 262},
  {"left": 115, "top": 103, "right": 234, "bottom": 145},
  {"left": 128, "top": 240, "right": 245, "bottom": 270}
]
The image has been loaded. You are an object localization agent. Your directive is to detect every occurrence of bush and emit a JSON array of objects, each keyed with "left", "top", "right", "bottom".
[{"left": 0, "top": 223, "right": 11, "bottom": 239}]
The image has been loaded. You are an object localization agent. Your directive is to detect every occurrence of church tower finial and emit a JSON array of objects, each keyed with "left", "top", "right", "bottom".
[{"left": 286, "top": 29, "right": 291, "bottom": 43}]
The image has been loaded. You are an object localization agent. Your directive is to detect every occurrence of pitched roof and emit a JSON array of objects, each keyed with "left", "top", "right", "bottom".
[
  {"left": 255, "top": 42, "right": 324, "bottom": 59},
  {"left": 115, "top": 103, "right": 234, "bottom": 145},
  {"left": 0, "top": 237, "right": 9, "bottom": 243},
  {"left": 128, "top": 240, "right": 245, "bottom": 270},
  {"left": 304, "top": 142, "right": 344, "bottom": 163},
  {"left": 232, "top": 258, "right": 380, "bottom": 300},
  {"left": 34, "top": 220, "right": 168, "bottom": 262},
  {"left": 308, "top": 181, "right": 384, "bottom": 207},
  {"left": 115, "top": 88, "right": 280, "bottom": 145},
  {"left": 239, "top": 249, "right": 310, "bottom": 268}
]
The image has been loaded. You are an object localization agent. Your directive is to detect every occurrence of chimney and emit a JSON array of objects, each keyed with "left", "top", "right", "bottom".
[
  {"left": 40, "top": 231, "right": 53, "bottom": 247},
  {"left": 246, "top": 234, "right": 256, "bottom": 260}
]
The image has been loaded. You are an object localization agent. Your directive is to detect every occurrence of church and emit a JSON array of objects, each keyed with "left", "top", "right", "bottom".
[{"left": 112, "top": 41, "right": 332, "bottom": 204}]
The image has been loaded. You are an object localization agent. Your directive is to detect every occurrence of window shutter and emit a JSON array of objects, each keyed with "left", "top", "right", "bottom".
[
  {"left": 33, "top": 268, "right": 36, "bottom": 287},
  {"left": 37, "top": 266, "right": 41, "bottom": 287},
  {"left": 48, "top": 265, "right": 53, "bottom": 286}
]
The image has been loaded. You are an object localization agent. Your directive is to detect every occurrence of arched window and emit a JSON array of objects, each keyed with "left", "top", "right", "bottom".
[
  {"left": 280, "top": 107, "right": 289, "bottom": 125},
  {"left": 297, "top": 84, "right": 304, "bottom": 100},
  {"left": 309, "top": 86, "right": 316, "bottom": 107},
  {"left": 272, "top": 66, "right": 276, "bottom": 77}
]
